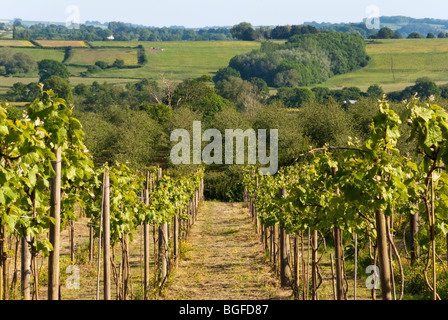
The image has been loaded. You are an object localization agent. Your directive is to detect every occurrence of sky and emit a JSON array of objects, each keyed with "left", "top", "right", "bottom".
[{"left": 2, "top": 0, "right": 448, "bottom": 28}]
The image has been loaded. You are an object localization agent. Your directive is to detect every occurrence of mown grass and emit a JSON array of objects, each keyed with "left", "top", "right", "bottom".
[
  {"left": 67, "top": 48, "right": 139, "bottom": 66},
  {"left": 33, "top": 40, "right": 88, "bottom": 47},
  {"left": 10, "top": 47, "right": 65, "bottom": 62},
  {"left": 87, "top": 41, "right": 261, "bottom": 81},
  {"left": 321, "top": 38, "right": 448, "bottom": 92},
  {"left": 0, "top": 39, "right": 35, "bottom": 47}
]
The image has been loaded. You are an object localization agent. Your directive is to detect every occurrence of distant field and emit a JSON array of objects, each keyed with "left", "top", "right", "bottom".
[
  {"left": 89, "top": 41, "right": 142, "bottom": 48},
  {"left": 320, "top": 38, "right": 448, "bottom": 92},
  {"left": 0, "top": 40, "right": 35, "bottom": 47},
  {"left": 67, "top": 48, "right": 139, "bottom": 66},
  {"left": 0, "top": 77, "right": 38, "bottom": 95},
  {"left": 1, "top": 39, "right": 448, "bottom": 94},
  {"left": 11, "top": 47, "right": 65, "bottom": 62},
  {"left": 33, "top": 40, "right": 88, "bottom": 47},
  {"left": 87, "top": 41, "right": 261, "bottom": 81}
]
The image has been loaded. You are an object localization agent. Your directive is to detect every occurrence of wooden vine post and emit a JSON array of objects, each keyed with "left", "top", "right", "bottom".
[
  {"left": 103, "top": 171, "right": 111, "bottom": 300},
  {"left": 48, "top": 147, "right": 61, "bottom": 300},
  {"left": 174, "top": 206, "right": 180, "bottom": 269},
  {"left": 279, "top": 188, "right": 291, "bottom": 287},
  {"left": 0, "top": 224, "right": 7, "bottom": 300},
  {"left": 157, "top": 168, "right": 169, "bottom": 286},
  {"left": 375, "top": 208, "right": 392, "bottom": 300},
  {"left": 70, "top": 220, "right": 75, "bottom": 262},
  {"left": 293, "top": 235, "right": 300, "bottom": 299},
  {"left": 331, "top": 167, "right": 345, "bottom": 300},
  {"left": 311, "top": 229, "right": 318, "bottom": 300},
  {"left": 143, "top": 171, "right": 150, "bottom": 300},
  {"left": 333, "top": 227, "right": 344, "bottom": 300},
  {"left": 409, "top": 211, "right": 419, "bottom": 266},
  {"left": 89, "top": 224, "right": 94, "bottom": 262},
  {"left": 354, "top": 233, "right": 358, "bottom": 300},
  {"left": 254, "top": 176, "right": 259, "bottom": 234},
  {"left": 21, "top": 236, "right": 31, "bottom": 300}
]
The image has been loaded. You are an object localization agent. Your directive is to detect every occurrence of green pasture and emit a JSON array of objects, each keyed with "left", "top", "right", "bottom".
[
  {"left": 0, "top": 39, "right": 35, "bottom": 47},
  {"left": 9, "top": 47, "right": 65, "bottom": 62},
  {"left": 86, "top": 40, "right": 261, "bottom": 81},
  {"left": 321, "top": 38, "right": 448, "bottom": 92},
  {"left": 2, "top": 39, "right": 448, "bottom": 94},
  {"left": 67, "top": 48, "right": 139, "bottom": 66}
]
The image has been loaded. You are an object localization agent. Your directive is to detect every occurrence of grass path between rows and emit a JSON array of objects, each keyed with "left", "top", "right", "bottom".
[{"left": 161, "top": 201, "right": 292, "bottom": 300}]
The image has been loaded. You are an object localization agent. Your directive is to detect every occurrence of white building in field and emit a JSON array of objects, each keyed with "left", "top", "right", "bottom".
[{"left": 107, "top": 35, "right": 115, "bottom": 40}]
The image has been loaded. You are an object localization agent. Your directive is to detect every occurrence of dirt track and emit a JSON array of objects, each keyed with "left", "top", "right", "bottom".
[{"left": 162, "top": 201, "right": 292, "bottom": 300}]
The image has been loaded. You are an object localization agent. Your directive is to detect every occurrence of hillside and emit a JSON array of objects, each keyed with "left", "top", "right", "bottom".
[
  {"left": 1, "top": 37, "right": 448, "bottom": 95},
  {"left": 306, "top": 16, "right": 448, "bottom": 38},
  {"left": 319, "top": 38, "right": 448, "bottom": 92}
]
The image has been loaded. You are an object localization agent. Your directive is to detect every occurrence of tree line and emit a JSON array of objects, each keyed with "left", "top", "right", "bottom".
[
  {"left": 218, "top": 32, "right": 369, "bottom": 88},
  {"left": 368, "top": 27, "right": 448, "bottom": 39},
  {"left": 12, "top": 21, "right": 232, "bottom": 41}
]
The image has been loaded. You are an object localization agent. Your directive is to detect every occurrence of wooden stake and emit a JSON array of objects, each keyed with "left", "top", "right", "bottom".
[
  {"left": 174, "top": 207, "right": 180, "bottom": 269},
  {"left": 102, "top": 171, "right": 111, "bottom": 300},
  {"left": 48, "top": 147, "right": 61, "bottom": 300},
  {"left": 156, "top": 168, "right": 168, "bottom": 286},
  {"left": 21, "top": 236, "right": 31, "bottom": 300},
  {"left": 0, "top": 224, "right": 6, "bottom": 300},
  {"left": 95, "top": 187, "right": 104, "bottom": 300},
  {"left": 294, "top": 235, "right": 299, "bottom": 299},
  {"left": 143, "top": 171, "right": 150, "bottom": 300},
  {"left": 330, "top": 253, "right": 336, "bottom": 300},
  {"left": 70, "top": 220, "right": 75, "bottom": 262},
  {"left": 279, "top": 188, "right": 290, "bottom": 287},
  {"left": 410, "top": 212, "right": 419, "bottom": 266},
  {"left": 354, "top": 233, "right": 358, "bottom": 300},
  {"left": 311, "top": 230, "right": 318, "bottom": 300},
  {"left": 375, "top": 209, "right": 392, "bottom": 300},
  {"left": 333, "top": 227, "right": 344, "bottom": 300},
  {"left": 89, "top": 224, "right": 94, "bottom": 262}
]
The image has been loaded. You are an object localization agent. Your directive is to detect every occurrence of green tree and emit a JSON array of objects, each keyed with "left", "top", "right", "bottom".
[
  {"left": 215, "top": 76, "right": 260, "bottom": 113},
  {"left": 95, "top": 60, "right": 108, "bottom": 69},
  {"left": 439, "top": 83, "right": 448, "bottom": 99},
  {"left": 249, "top": 77, "right": 270, "bottom": 100},
  {"left": 230, "top": 22, "right": 257, "bottom": 41},
  {"left": 212, "top": 67, "right": 241, "bottom": 84},
  {"left": 331, "top": 87, "right": 362, "bottom": 103},
  {"left": 275, "top": 87, "right": 315, "bottom": 108},
  {"left": 311, "top": 87, "right": 332, "bottom": 103},
  {"left": 427, "top": 32, "right": 436, "bottom": 39},
  {"left": 74, "top": 83, "right": 90, "bottom": 96},
  {"left": 411, "top": 77, "right": 441, "bottom": 99},
  {"left": 4, "top": 52, "right": 36, "bottom": 75},
  {"left": 407, "top": 32, "right": 423, "bottom": 39},
  {"left": 298, "top": 99, "right": 354, "bottom": 147},
  {"left": 42, "top": 75, "right": 73, "bottom": 103},
  {"left": 38, "top": 59, "right": 70, "bottom": 82},
  {"left": 0, "top": 48, "right": 36, "bottom": 75},
  {"left": 138, "top": 103, "right": 173, "bottom": 124},
  {"left": 112, "top": 59, "right": 125, "bottom": 68},
  {"left": 366, "top": 84, "right": 384, "bottom": 99},
  {"left": 377, "top": 27, "right": 395, "bottom": 39},
  {"left": 271, "top": 25, "right": 292, "bottom": 39}
]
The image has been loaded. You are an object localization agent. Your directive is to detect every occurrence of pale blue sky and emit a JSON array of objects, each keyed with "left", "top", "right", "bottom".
[{"left": 2, "top": 0, "right": 448, "bottom": 28}]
